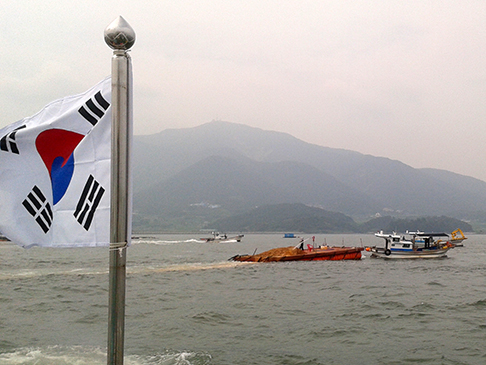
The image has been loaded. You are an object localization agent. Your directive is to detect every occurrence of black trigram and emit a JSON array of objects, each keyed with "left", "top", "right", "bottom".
[
  {"left": 78, "top": 91, "right": 110, "bottom": 126},
  {"left": 22, "top": 186, "right": 53, "bottom": 234},
  {"left": 74, "top": 175, "right": 105, "bottom": 231},
  {"left": 1, "top": 125, "right": 26, "bottom": 154}
]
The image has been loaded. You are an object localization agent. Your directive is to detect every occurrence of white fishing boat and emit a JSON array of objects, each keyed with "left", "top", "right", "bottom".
[
  {"left": 200, "top": 232, "right": 244, "bottom": 243},
  {"left": 366, "top": 230, "right": 456, "bottom": 259}
]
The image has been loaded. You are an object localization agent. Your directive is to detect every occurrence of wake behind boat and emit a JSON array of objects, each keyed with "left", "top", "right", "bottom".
[
  {"left": 200, "top": 232, "right": 244, "bottom": 243},
  {"left": 365, "top": 230, "right": 461, "bottom": 259}
]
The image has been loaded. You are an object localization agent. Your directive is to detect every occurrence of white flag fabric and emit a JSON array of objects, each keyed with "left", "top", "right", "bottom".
[{"left": 0, "top": 77, "right": 111, "bottom": 248}]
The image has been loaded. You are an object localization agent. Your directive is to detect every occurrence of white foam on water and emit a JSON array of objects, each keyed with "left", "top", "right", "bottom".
[
  {"left": 131, "top": 239, "right": 202, "bottom": 245},
  {"left": 127, "top": 351, "right": 212, "bottom": 365},
  {"left": 0, "top": 346, "right": 105, "bottom": 365},
  {"left": 0, "top": 346, "right": 212, "bottom": 365}
]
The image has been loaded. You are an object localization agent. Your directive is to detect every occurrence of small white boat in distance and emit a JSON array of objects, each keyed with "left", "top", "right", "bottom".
[
  {"left": 200, "top": 232, "right": 244, "bottom": 243},
  {"left": 366, "top": 230, "right": 456, "bottom": 259}
]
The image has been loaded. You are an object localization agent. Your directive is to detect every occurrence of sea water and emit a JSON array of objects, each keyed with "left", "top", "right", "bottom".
[{"left": 0, "top": 233, "right": 485, "bottom": 365}]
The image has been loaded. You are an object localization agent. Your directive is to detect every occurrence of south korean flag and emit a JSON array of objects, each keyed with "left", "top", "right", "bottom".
[{"left": 0, "top": 77, "right": 111, "bottom": 247}]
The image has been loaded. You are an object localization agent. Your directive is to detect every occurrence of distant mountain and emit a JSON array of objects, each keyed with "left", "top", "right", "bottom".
[
  {"left": 209, "top": 203, "right": 360, "bottom": 233},
  {"left": 135, "top": 154, "right": 380, "bottom": 215},
  {"left": 132, "top": 121, "right": 486, "bottom": 232},
  {"left": 360, "top": 215, "right": 472, "bottom": 234},
  {"left": 207, "top": 203, "right": 472, "bottom": 234}
]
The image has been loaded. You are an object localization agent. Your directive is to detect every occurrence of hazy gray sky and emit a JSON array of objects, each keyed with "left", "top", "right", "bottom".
[{"left": 2, "top": 1, "right": 486, "bottom": 181}]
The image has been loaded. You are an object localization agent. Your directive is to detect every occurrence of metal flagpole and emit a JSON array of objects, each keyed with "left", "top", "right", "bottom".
[{"left": 104, "top": 16, "right": 135, "bottom": 365}]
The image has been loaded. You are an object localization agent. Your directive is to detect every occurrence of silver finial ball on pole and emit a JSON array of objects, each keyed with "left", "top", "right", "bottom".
[{"left": 104, "top": 16, "right": 136, "bottom": 51}]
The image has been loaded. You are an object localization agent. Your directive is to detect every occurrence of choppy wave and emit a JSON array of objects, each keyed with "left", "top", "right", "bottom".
[
  {"left": 2, "top": 234, "right": 485, "bottom": 365},
  {"left": 0, "top": 346, "right": 212, "bottom": 365}
]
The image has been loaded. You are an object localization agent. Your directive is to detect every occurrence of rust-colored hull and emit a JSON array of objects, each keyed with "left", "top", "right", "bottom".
[{"left": 231, "top": 246, "right": 363, "bottom": 262}]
